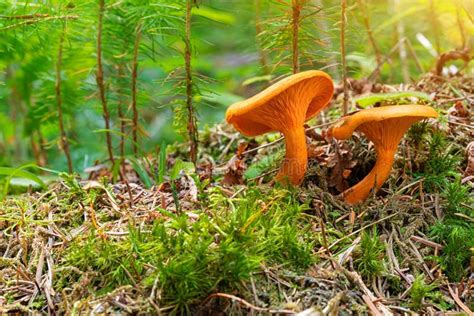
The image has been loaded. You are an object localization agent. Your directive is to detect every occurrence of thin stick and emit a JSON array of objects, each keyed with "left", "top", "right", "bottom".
[
  {"left": 291, "top": 0, "right": 301, "bottom": 74},
  {"left": 448, "top": 120, "right": 473, "bottom": 129},
  {"left": 30, "top": 135, "right": 41, "bottom": 166},
  {"left": 405, "top": 38, "right": 424, "bottom": 74},
  {"left": 185, "top": 0, "right": 198, "bottom": 165},
  {"left": 30, "top": 131, "right": 46, "bottom": 168},
  {"left": 37, "top": 129, "right": 48, "bottom": 167},
  {"left": 447, "top": 283, "right": 474, "bottom": 315},
  {"left": 320, "top": 217, "right": 336, "bottom": 269},
  {"left": 327, "top": 211, "right": 400, "bottom": 250},
  {"left": 119, "top": 169, "right": 135, "bottom": 209},
  {"left": 117, "top": 64, "right": 126, "bottom": 160},
  {"left": 96, "top": 0, "right": 115, "bottom": 165},
  {"left": 0, "top": 13, "right": 50, "bottom": 19},
  {"left": 55, "top": 26, "right": 73, "bottom": 173},
  {"left": 0, "top": 15, "right": 78, "bottom": 31},
  {"left": 362, "top": 295, "right": 382, "bottom": 316},
  {"left": 368, "top": 37, "right": 407, "bottom": 81},
  {"left": 409, "top": 235, "right": 443, "bottom": 250},
  {"left": 116, "top": 63, "right": 126, "bottom": 181},
  {"left": 229, "top": 121, "right": 335, "bottom": 160},
  {"left": 337, "top": 264, "right": 393, "bottom": 316},
  {"left": 131, "top": 22, "right": 142, "bottom": 156},
  {"left": 203, "top": 293, "right": 294, "bottom": 314},
  {"left": 340, "top": 0, "right": 349, "bottom": 114}
]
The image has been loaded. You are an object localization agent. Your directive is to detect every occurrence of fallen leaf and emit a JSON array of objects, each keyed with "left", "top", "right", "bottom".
[
  {"left": 221, "top": 142, "right": 248, "bottom": 185},
  {"left": 325, "top": 141, "right": 358, "bottom": 192},
  {"left": 453, "top": 101, "right": 470, "bottom": 118},
  {"left": 342, "top": 169, "right": 352, "bottom": 179},
  {"left": 464, "top": 141, "right": 474, "bottom": 177},
  {"left": 448, "top": 101, "right": 471, "bottom": 125},
  {"left": 197, "top": 162, "right": 213, "bottom": 183},
  {"left": 307, "top": 143, "right": 326, "bottom": 160},
  {"left": 222, "top": 156, "right": 247, "bottom": 185},
  {"left": 83, "top": 181, "right": 120, "bottom": 212},
  {"left": 236, "top": 142, "right": 248, "bottom": 156}
]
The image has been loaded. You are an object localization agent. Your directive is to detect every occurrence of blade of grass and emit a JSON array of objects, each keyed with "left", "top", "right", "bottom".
[
  {"left": 158, "top": 141, "right": 167, "bottom": 184},
  {"left": 129, "top": 158, "right": 153, "bottom": 189},
  {"left": 0, "top": 164, "right": 47, "bottom": 198}
]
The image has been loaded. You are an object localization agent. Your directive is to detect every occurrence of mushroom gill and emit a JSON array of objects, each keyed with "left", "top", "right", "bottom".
[
  {"left": 330, "top": 104, "right": 438, "bottom": 204},
  {"left": 226, "top": 70, "right": 334, "bottom": 185}
]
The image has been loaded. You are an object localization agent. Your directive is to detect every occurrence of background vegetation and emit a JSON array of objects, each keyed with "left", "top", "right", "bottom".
[
  {"left": 0, "top": 0, "right": 472, "bottom": 314},
  {"left": 0, "top": 0, "right": 472, "bottom": 172}
]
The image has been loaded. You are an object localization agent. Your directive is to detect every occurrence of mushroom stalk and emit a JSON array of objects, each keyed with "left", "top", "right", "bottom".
[
  {"left": 331, "top": 105, "right": 438, "bottom": 204},
  {"left": 225, "top": 70, "right": 334, "bottom": 186},
  {"left": 276, "top": 126, "right": 307, "bottom": 185},
  {"left": 342, "top": 148, "right": 395, "bottom": 205}
]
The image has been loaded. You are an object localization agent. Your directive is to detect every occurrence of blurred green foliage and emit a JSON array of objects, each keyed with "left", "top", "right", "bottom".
[{"left": 0, "top": 0, "right": 472, "bottom": 172}]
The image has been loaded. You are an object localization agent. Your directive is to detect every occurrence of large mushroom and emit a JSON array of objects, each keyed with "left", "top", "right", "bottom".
[
  {"left": 330, "top": 104, "right": 438, "bottom": 204},
  {"left": 226, "top": 70, "right": 334, "bottom": 185}
]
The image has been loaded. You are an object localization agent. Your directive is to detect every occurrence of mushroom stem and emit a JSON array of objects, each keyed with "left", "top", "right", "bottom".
[
  {"left": 275, "top": 126, "right": 307, "bottom": 185},
  {"left": 342, "top": 148, "right": 395, "bottom": 204}
]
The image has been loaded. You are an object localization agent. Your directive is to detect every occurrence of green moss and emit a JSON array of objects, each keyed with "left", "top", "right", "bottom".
[
  {"left": 354, "top": 228, "right": 385, "bottom": 279},
  {"left": 59, "top": 187, "right": 317, "bottom": 312},
  {"left": 421, "top": 131, "right": 461, "bottom": 191},
  {"left": 409, "top": 275, "right": 447, "bottom": 311},
  {"left": 430, "top": 219, "right": 474, "bottom": 281},
  {"left": 416, "top": 131, "right": 474, "bottom": 282}
]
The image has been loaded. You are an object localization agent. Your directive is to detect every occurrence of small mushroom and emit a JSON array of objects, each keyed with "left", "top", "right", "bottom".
[
  {"left": 226, "top": 70, "right": 334, "bottom": 185},
  {"left": 330, "top": 104, "right": 438, "bottom": 204}
]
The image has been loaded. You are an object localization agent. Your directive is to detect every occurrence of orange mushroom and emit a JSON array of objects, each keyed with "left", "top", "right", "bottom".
[
  {"left": 330, "top": 104, "right": 438, "bottom": 204},
  {"left": 226, "top": 70, "right": 334, "bottom": 185}
]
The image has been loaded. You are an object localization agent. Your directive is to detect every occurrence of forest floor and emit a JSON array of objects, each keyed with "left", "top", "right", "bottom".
[{"left": 0, "top": 71, "right": 473, "bottom": 315}]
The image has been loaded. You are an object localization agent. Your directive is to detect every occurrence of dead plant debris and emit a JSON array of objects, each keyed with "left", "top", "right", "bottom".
[{"left": 1, "top": 72, "right": 473, "bottom": 315}]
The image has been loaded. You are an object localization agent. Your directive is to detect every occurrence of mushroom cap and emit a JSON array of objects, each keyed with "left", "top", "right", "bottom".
[
  {"left": 226, "top": 70, "right": 334, "bottom": 136},
  {"left": 331, "top": 104, "right": 438, "bottom": 140}
]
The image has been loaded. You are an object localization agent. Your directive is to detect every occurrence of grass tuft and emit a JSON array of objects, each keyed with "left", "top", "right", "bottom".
[
  {"left": 58, "top": 187, "right": 316, "bottom": 312},
  {"left": 354, "top": 228, "right": 385, "bottom": 280}
]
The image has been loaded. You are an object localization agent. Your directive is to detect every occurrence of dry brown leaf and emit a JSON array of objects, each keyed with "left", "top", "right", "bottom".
[
  {"left": 448, "top": 101, "right": 471, "bottom": 125},
  {"left": 342, "top": 169, "right": 352, "bottom": 179},
  {"left": 221, "top": 156, "right": 247, "bottom": 185},
  {"left": 464, "top": 141, "right": 474, "bottom": 177},
  {"left": 221, "top": 142, "right": 248, "bottom": 185},
  {"left": 197, "top": 162, "right": 213, "bottom": 183},
  {"left": 326, "top": 142, "right": 358, "bottom": 192},
  {"left": 307, "top": 143, "right": 326, "bottom": 159}
]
